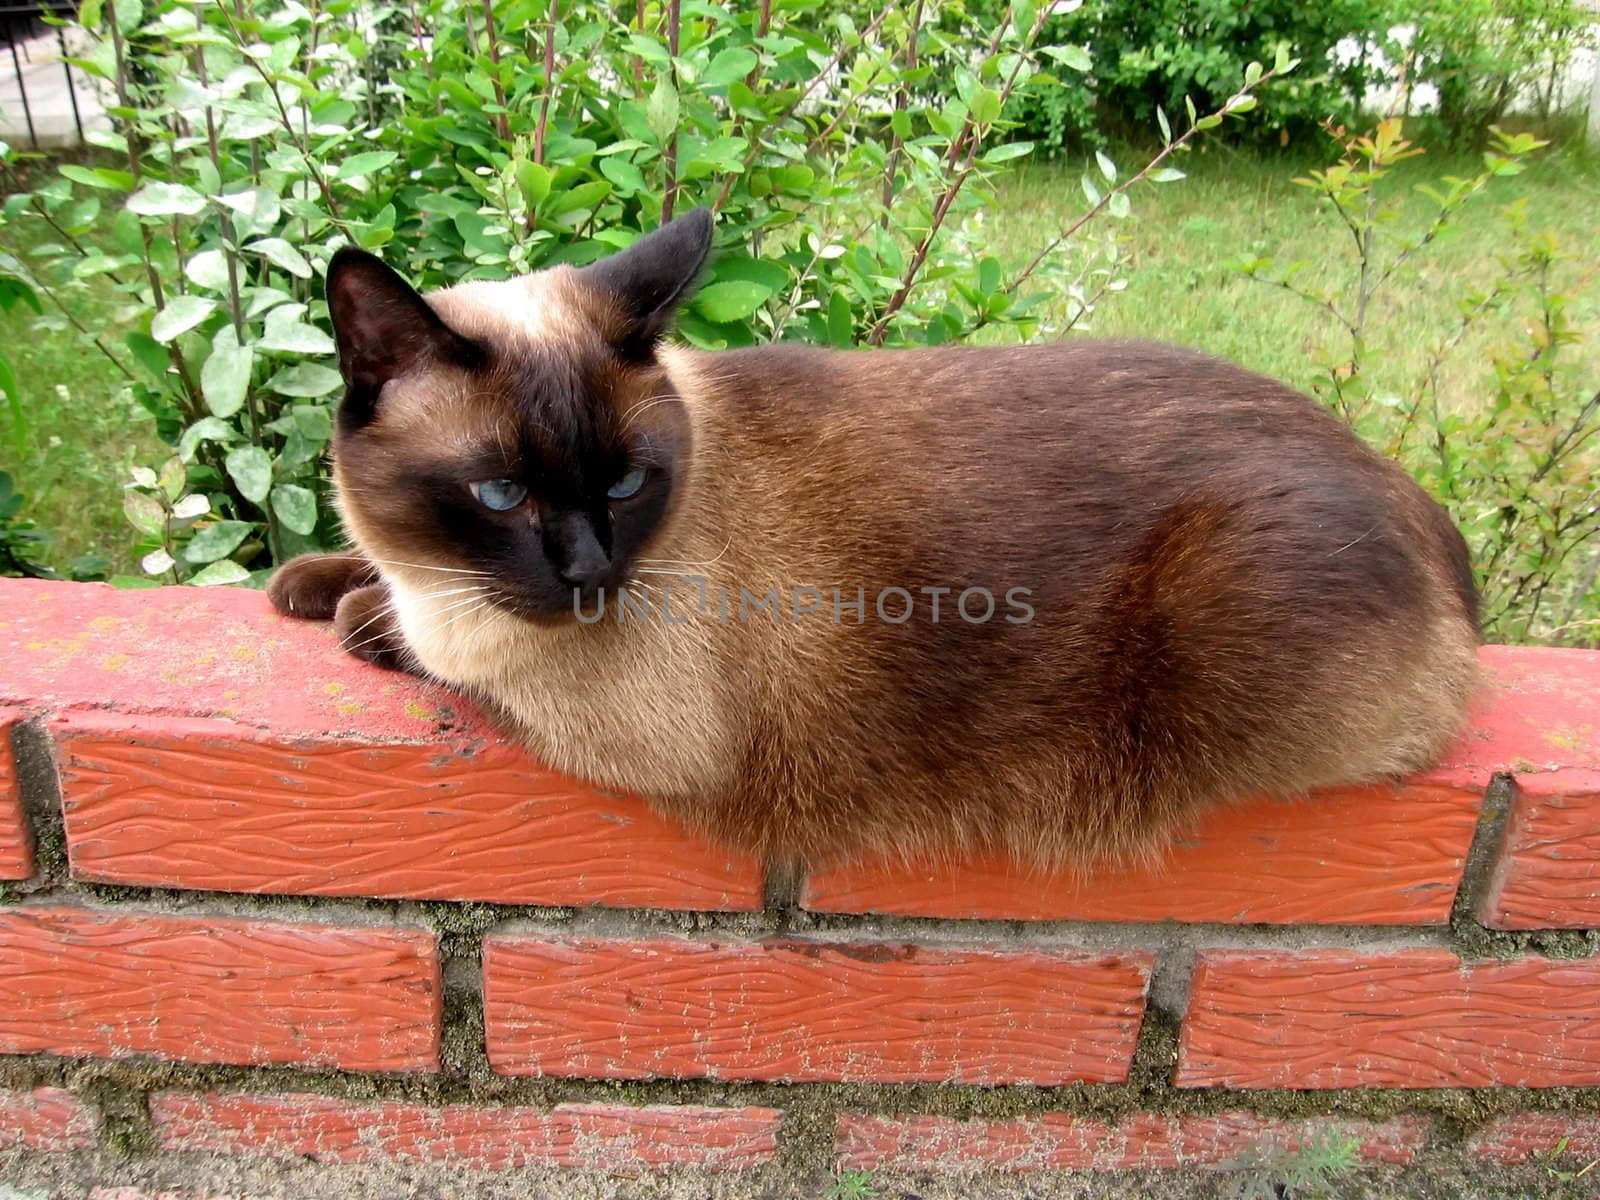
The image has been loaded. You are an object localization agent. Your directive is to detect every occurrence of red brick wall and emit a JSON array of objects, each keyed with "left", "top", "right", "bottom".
[{"left": 2, "top": 577, "right": 1599, "bottom": 1179}]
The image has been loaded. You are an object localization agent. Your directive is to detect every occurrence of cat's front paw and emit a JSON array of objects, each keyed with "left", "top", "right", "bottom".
[
  {"left": 267, "top": 553, "right": 378, "bottom": 620},
  {"left": 333, "top": 584, "right": 411, "bottom": 672}
]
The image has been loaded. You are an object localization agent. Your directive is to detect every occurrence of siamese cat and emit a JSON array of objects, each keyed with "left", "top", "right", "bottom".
[{"left": 268, "top": 208, "right": 1479, "bottom": 868}]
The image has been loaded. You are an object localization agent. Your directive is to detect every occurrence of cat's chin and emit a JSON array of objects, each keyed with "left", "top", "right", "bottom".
[{"left": 483, "top": 589, "right": 607, "bottom": 628}]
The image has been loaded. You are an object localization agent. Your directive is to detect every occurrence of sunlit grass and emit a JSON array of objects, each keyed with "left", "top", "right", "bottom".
[
  {"left": 1, "top": 211, "right": 158, "bottom": 574},
  {"left": 982, "top": 138, "right": 1600, "bottom": 413}
]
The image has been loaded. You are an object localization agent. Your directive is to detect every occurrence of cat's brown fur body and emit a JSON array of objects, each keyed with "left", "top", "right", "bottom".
[{"left": 272, "top": 213, "right": 1479, "bottom": 869}]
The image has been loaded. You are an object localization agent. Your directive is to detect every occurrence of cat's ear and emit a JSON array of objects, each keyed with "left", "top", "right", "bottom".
[
  {"left": 324, "top": 248, "right": 482, "bottom": 429},
  {"left": 581, "top": 208, "right": 713, "bottom": 357}
]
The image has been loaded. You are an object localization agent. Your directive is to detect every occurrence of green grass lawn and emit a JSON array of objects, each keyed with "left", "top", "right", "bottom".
[
  {"left": 984, "top": 138, "right": 1600, "bottom": 408},
  {"left": 1, "top": 211, "right": 161, "bottom": 576},
  {"left": 2, "top": 136, "right": 1597, "bottom": 576}
]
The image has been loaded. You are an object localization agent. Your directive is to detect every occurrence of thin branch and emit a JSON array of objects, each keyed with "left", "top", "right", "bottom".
[
  {"left": 478, "top": 0, "right": 511, "bottom": 142},
  {"left": 534, "top": 0, "right": 560, "bottom": 163},
  {"left": 711, "top": 4, "right": 893, "bottom": 213},
  {"left": 865, "top": 6, "right": 1051, "bottom": 345},
  {"left": 661, "top": 0, "right": 681, "bottom": 221},
  {"left": 1007, "top": 67, "right": 1289, "bottom": 299},
  {"left": 879, "top": 0, "right": 922, "bottom": 230},
  {"left": 212, "top": 0, "right": 343, "bottom": 222}
]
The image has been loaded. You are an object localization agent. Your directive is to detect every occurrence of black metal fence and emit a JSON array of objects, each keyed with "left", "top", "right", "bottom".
[{"left": 2, "top": 0, "right": 85, "bottom": 148}]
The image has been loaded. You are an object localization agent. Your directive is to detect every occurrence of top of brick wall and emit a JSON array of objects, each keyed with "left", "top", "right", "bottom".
[
  {"left": 7, "top": 578, "right": 1596, "bottom": 771},
  {"left": 2, "top": 578, "right": 492, "bottom": 741},
  {"left": 3, "top": 578, "right": 1599, "bottom": 924}
]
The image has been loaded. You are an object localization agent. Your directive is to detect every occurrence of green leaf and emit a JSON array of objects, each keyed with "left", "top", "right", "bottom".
[
  {"left": 1244, "top": 60, "right": 1263, "bottom": 88},
  {"left": 977, "top": 256, "right": 1001, "bottom": 295},
  {"left": 151, "top": 295, "right": 217, "bottom": 344},
  {"left": 543, "top": 180, "right": 612, "bottom": 217},
  {"left": 598, "top": 156, "right": 646, "bottom": 195},
  {"left": 225, "top": 445, "right": 273, "bottom": 503},
  {"left": 1149, "top": 167, "right": 1186, "bottom": 183},
  {"left": 185, "top": 248, "right": 231, "bottom": 292},
  {"left": 60, "top": 163, "right": 133, "bottom": 190},
  {"left": 701, "top": 47, "right": 757, "bottom": 87},
  {"left": 647, "top": 78, "right": 680, "bottom": 144},
  {"left": 122, "top": 490, "right": 166, "bottom": 538},
  {"left": 333, "top": 151, "right": 398, "bottom": 181},
  {"left": 127, "top": 181, "right": 207, "bottom": 217},
  {"left": 970, "top": 86, "right": 1002, "bottom": 126},
  {"left": 693, "top": 280, "right": 773, "bottom": 323},
  {"left": 890, "top": 108, "right": 912, "bottom": 140},
  {"left": 292, "top": 405, "right": 332, "bottom": 441},
  {"left": 183, "top": 518, "right": 251, "bottom": 566},
  {"left": 515, "top": 160, "right": 551, "bottom": 208},
  {"left": 827, "top": 289, "right": 853, "bottom": 348},
  {"left": 1095, "top": 150, "right": 1118, "bottom": 183},
  {"left": 178, "top": 416, "right": 235, "bottom": 460},
  {"left": 247, "top": 237, "right": 312, "bottom": 279},
  {"left": 157, "top": 457, "right": 186, "bottom": 502},
  {"left": 1042, "top": 44, "right": 1092, "bottom": 72},
  {"left": 270, "top": 483, "right": 317, "bottom": 535},
  {"left": 171, "top": 493, "right": 209, "bottom": 520},
  {"left": 267, "top": 363, "right": 342, "bottom": 397},
  {"left": 257, "top": 321, "right": 336, "bottom": 355},
  {"left": 982, "top": 141, "right": 1034, "bottom": 164},
  {"left": 189, "top": 559, "right": 251, "bottom": 586},
  {"left": 1109, "top": 191, "right": 1131, "bottom": 218},
  {"left": 201, "top": 327, "right": 253, "bottom": 418}
]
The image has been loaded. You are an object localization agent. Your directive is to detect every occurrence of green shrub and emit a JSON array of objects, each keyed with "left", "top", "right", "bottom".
[
  {"left": 961, "top": 0, "right": 1398, "bottom": 150},
  {"left": 0, "top": 0, "right": 1284, "bottom": 586},
  {"left": 1404, "top": 0, "right": 1598, "bottom": 146},
  {"left": 1237, "top": 119, "right": 1600, "bottom": 644}
]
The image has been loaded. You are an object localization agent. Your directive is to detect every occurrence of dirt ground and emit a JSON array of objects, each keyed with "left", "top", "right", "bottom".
[{"left": 1, "top": 1147, "right": 1592, "bottom": 1200}]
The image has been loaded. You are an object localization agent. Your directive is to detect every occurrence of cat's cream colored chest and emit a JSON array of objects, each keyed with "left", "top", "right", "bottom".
[{"left": 388, "top": 576, "right": 740, "bottom": 800}]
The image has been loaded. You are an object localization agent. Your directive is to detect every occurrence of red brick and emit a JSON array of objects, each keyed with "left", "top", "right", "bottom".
[
  {"left": 151, "top": 1090, "right": 781, "bottom": 1171},
  {"left": 483, "top": 935, "right": 1152, "bottom": 1084},
  {"left": 54, "top": 710, "right": 761, "bottom": 912},
  {"left": 835, "top": 1111, "right": 1428, "bottom": 1171},
  {"left": 0, "top": 1085, "right": 97, "bottom": 1151},
  {"left": 1177, "top": 949, "right": 1600, "bottom": 1089},
  {"left": 0, "top": 707, "right": 31, "bottom": 880},
  {"left": 1429, "top": 644, "right": 1600, "bottom": 786},
  {"left": 0, "top": 907, "right": 440, "bottom": 1072},
  {"left": 1480, "top": 770, "right": 1600, "bottom": 930},
  {"left": 803, "top": 781, "right": 1480, "bottom": 924},
  {"left": 1468, "top": 1112, "right": 1600, "bottom": 1165},
  {"left": 0, "top": 577, "right": 499, "bottom": 740}
]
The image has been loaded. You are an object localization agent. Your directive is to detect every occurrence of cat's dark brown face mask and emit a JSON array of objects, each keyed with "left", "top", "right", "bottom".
[{"left": 323, "top": 210, "right": 712, "bottom": 621}]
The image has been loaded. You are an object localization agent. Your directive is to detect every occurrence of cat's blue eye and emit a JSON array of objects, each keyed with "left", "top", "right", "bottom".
[
  {"left": 607, "top": 466, "right": 648, "bottom": 500},
  {"left": 471, "top": 478, "right": 528, "bottom": 511}
]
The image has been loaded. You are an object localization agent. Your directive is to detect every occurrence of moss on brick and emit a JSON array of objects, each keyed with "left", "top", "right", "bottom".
[{"left": 78, "top": 1074, "right": 155, "bottom": 1157}]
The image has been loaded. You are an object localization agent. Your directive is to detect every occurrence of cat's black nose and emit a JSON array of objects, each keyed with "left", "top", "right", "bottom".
[
  {"left": 563, "top": 569, "right": 611, "bottom": 598},
  {"left": 559, "top": 560, "right": 611, "bottom": 592},
  {"left": 547, "top": 512, "right": 611, "bottom": 592}
]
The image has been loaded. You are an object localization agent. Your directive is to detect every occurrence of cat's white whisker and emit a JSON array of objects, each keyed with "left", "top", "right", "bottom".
[
  {"left": 429, "top": 598, "right": 496, "bottom": 637},
  {"left": 340, "top": 612, "right": 405, "bottom": 655},
  {"left": 338, "top": 598, "right": 398, "bottom": 644},
  {"left": 637, "top": 539, "right": 734, "bottom": 569}
]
